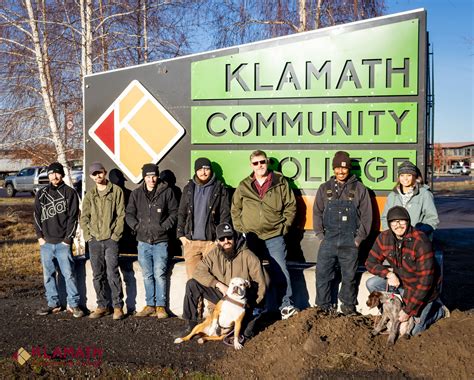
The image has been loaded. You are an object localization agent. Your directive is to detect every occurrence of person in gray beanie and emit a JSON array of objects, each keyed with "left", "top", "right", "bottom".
[
  {"left": 313, "top": 151, "right": 372, "bottom": 316},
  {"left": 381, "top": 161, "right": 438, "bottom": 236},
  {"left": 177, "top": 157, "right": 230, "bottom": 279}
]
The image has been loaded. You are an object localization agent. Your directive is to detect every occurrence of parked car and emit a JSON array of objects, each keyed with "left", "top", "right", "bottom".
[
  {"left": 34, "top": 165, "right": 83, "bottom": 194},
  {"left": 4, "top": 166, "right": 47, "bottom": 197},
  {"left": 447, "top": 164, "right": 471, "bottom": 175}
]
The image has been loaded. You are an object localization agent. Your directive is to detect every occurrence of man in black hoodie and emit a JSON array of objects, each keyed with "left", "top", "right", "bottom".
[
  {"left": 34, "top": 162, "right": 83, "bottom": 318},
  {"left": 177, "top": 157, "right": 230, "bottom": 278},
  {"left": 126, "top": 163, "right": 178, "bottom": 318}
]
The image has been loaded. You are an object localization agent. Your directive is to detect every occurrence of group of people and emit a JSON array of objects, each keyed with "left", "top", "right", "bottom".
[{"left": 33, "top": 149, "right": 448, "bottom": 338}]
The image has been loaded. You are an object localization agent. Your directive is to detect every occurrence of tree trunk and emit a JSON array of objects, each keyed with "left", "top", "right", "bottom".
[{"left": 25, "top": 0, "right": 70, "bottom": 183}]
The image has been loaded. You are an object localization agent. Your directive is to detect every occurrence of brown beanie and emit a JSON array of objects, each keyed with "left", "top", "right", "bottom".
[{"left": 332, "top": 151, "right": 351, "bottom": 169}]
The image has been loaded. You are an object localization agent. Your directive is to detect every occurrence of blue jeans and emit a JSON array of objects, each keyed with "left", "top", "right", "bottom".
[
  {"left": 40, "top": 242, "right": 80, "bottom": 308},
  {"left": 137, "top": 241, "right": 168, "bottom": 307},
  {"left": 366, "top": 275, "right": 446, "bottom": 335},
  {"left": 264, "top": 236, "right": 293, "bottom": 309}
]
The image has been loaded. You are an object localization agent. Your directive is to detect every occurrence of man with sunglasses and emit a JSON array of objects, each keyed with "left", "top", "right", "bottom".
[
  {"left": 80, "top": 162, "right": 126, "bottom": 320},
  {"left": 179, "top": 222, "right": 266, "bottom": 336},
  {"left": 231, "top": 150, "right": 297, "bottom": 320},
  {"left": 313, "top": 151, "right": 372, "bottom": 316},
  {"left": 366, "top": 206, "right": 449, "bottom": 335}
]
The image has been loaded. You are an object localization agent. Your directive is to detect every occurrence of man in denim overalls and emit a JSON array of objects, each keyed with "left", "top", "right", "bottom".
[{"left": 313, "top": 151, "right": 373, "bottom": 315}]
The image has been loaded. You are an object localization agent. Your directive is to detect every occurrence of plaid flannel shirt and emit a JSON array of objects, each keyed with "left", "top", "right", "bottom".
[{"left": 365, "top": 227, "right": 440, "bottom": 317}]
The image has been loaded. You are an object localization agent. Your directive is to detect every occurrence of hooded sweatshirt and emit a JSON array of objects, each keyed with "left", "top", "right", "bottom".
[{"left": 34, "top": 182, "right": 79, "bottom": 244}]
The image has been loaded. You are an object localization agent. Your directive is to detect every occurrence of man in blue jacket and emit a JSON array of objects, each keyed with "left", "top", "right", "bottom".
[
  {"left": 126, "top": 163, "right": 178, "bottom": 318},
  {"left": 34, "top": 162, "right": 83, "bottom": 318}
]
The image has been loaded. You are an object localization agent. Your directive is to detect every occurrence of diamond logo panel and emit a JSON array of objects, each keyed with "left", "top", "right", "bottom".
[{"left": 89, "top": 80, "right": 185, "bottom": 183}]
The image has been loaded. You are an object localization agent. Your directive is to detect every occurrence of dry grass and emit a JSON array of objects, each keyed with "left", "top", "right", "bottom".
[
  {"left": 432, "top": 179, "right": 474, "bottom": 191},
  {"left": 0, "top": 198, "right": 42, "bottom": 291}
]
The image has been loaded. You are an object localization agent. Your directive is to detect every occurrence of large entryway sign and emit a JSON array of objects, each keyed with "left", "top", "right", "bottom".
[{"left": 84, "top": 9, "right": 427, "bottom": 259}]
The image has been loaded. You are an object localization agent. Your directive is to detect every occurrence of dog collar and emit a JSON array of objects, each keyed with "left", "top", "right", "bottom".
[{"left": 222, "top": 295, "right": 247, "bottom": 308}]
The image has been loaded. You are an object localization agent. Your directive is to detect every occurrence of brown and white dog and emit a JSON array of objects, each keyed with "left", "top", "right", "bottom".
[
  {"left": 366, "top": 291, "right": 415, "bottom": 345},
  {"left": 174, "top": 277, "right": 249, "bottom": 350}
]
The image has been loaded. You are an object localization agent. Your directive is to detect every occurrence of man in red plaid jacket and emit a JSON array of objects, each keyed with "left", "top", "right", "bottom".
[{"left": 365, "top": 206, "right": 449, "bottom": 335}]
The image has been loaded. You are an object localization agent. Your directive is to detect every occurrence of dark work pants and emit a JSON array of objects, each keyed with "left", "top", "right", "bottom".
[
  {"left": 89, "top": 238, "right": 124, "bottom": 308},
  {"left": 182, "top": 279, "right": 222, "bottom": 321},
  {"left": 316, "top": 197, "right": 359, "bottom": 308},
  {"left": 316, "top": 237, "right": 358, "bottom": 307}
]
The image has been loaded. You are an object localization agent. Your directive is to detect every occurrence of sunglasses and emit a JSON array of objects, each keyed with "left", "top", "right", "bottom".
[
  {"left": 251, "top": 159, "right": 267, "bottom": 166},
  {"left": 218, "top": 236, "right": 233, "bottom": 242},
  {"left": 91, "top": 171, "right": 104, "bottom": 177}
]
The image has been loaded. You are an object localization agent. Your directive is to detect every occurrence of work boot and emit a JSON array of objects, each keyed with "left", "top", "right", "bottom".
[
  {"left": 113, "top": 307, "right": 125, "bottom": 320},
  {"left": 340, "top": 304, "right": 358, "bottom": 316},
  {"left": 36, "top": 305, "right": 62, "bottom": 316},
  {"left": 135, "top": 306, "right": 156, "bottom": 317},
  {"left": 89, "top": 307, "right": 112, "bottom": 319},
  {"left": 175, "top": 320, "right": 198, "bottom": 339},
  {"left": 155, "top": 306, "right": 169, "bottom": 319},
  {"left": 71, "top": 307, "right": 85, "bottom": 318}
]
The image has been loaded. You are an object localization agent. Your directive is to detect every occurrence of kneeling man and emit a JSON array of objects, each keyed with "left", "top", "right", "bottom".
[
  {"left": 365, "top": 206, "right": 449, "bottom": 336},
  {"left": 180, "top": 223, "right": 266, "bottom": 336}
]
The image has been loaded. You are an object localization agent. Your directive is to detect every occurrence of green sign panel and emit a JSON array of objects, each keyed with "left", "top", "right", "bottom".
[
  {"left": 191, "top": 150, "right": 417, "bottom": 191},
  {"left": 192, "top": 19, "right": 418, "bottom": 99},
  {"left": 192, "top": 102, "right": 417, "bottom": 144}
]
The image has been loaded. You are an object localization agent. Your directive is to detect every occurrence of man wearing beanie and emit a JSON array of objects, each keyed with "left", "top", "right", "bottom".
[
  {"left": 34, "top": 162, "right": 83, "bottom": 317},
  {"left": 126, "top": 163, "right": 178, "bottom": 318},
  {"left": 231, "top": 150, "right": 297, "bottom": 320},
  {"left": 80, "top": 162, "right": 126, "bottom": 320},
  {"left": 177, "top": 222, "right": 266, "bottom": 338},
  {"left": 381, "top": 161, "right": 439, "bottom": 237},
  {"left": 366, "top": 206, "right": 449, "bottom": 335},
  {"left": 313, "top": 151, "right": 372, "bottom": 315},
  {"left": 177, "top": 157, "right": 230, "bottom": 278}
]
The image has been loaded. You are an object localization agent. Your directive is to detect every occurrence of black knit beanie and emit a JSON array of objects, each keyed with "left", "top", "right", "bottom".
[
  {"left": 194, "top": 157, "right": 212, "bottom": 172},
  {"left": 386, "top": 206, "right": 411, "bottom": 223},
  {"left": 47, "top": 162, "right": 65, "bottom": 176},
  {"left": 142, "top": 163, "right": 159, "bottom": 178}
]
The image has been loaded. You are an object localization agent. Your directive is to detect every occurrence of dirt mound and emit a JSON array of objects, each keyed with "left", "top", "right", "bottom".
[{"left": 212, "top": 308, "right": 474, "bottom": 379}]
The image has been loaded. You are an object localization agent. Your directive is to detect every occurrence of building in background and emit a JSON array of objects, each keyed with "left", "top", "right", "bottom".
[{"left": 434, "top": 142, "right": 473, "bottom": 173}]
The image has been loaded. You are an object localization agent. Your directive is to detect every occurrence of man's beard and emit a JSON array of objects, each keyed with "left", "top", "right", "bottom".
[{"left": 218, "top": 244, "right": 237, "bottom": 261}]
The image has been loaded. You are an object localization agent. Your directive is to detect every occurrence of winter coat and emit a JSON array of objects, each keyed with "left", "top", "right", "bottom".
[
  {"left": 365, "top": 226, "right": 441, "bottom": 317},
  {"left": 177, "top": 175, "right": 230, "bottom": 241},
  {"left": 80, "top": 181, "right": 125, "bottom": 242},
  {"left": 34, "top": 182, "right": 79, "bottom": 244},
  {"left": 126, "top": 181, "right": 178, "bottom": 244},
  {"left": 193, "top": 237, "right": 266, "bottom": 304},
  {"left": 381, "top": 183, "right": 439, "bottom": 234},
  {"left": 231, "top": 171, "right": 296, "bottom": 240},
  {"left": 313, "top": 175, "right": 372, "bottom": 246}
]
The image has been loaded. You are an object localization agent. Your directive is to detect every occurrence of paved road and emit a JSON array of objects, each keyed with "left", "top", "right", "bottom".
[
  {"left": 435, "top": 191, "right": 474, "bottom": 229},
  {"left": 433, "top": 175, "right": 473, "bottom": 183}
]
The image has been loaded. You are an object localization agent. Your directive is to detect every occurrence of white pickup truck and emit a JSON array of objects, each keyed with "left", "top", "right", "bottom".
[{"left": 447, "top": 164, "right": 471, "bottom": 175}]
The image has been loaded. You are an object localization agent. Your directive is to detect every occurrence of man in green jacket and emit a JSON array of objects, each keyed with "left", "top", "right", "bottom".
[
  {"left": 231, "top": 150, "right": 297, "bottom": 320},
  {"left": 80, "top": 162, "right": 125, "bottom": 320},
  {"left": 179, "top": 222, "right": 266, "bottom": 335}
]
